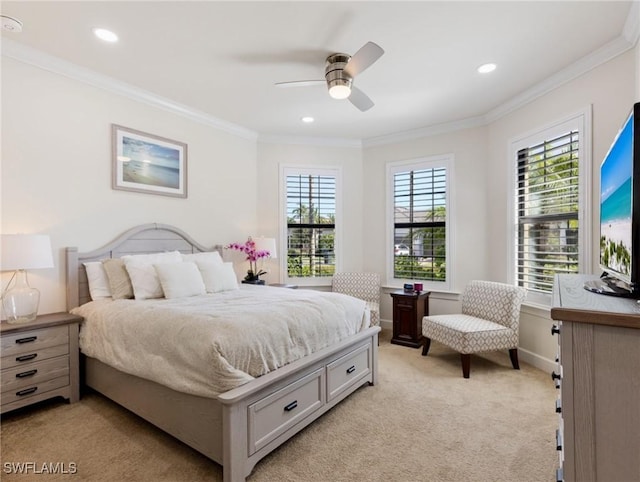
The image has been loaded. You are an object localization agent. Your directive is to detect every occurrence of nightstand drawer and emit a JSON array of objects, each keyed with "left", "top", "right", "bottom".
[
  {"left": 1, "top": 375, "right": 69, "bottom": 405},
  {"left": 1, "top": 343, "right": 69, "bottom": 370},
  {"left": 326, "top": 343, "right": 371, "bottom": 401},
  {"left": 2, "top": 355, "right": 69, "bottom": 393},
  {"left": 248, "top": 368, "right": 324, "bottom": 455},
  {"left": 1, "top": 326, "right": 68, "bottom": 358}
]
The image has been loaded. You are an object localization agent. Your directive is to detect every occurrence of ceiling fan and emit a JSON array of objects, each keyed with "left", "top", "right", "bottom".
[{"left": 275, "top": 41, "right": 384, "bottom": 112}]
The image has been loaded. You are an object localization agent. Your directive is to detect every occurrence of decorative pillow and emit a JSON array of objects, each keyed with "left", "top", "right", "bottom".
[
  {"left": 83, "top": 261, "right": 112, "bottom": 300},
  {"left": 154, "top": 262, "right": 206, "bottom": 299},
  {"left": 197, "top": 261, "right": 239, "bottom": 293},
  {"left": 122, "top": 251, "right": 182, "bottom": 299},
  {"left": 102, "top": 258, "right": 134, "bottom": 300},
  {"left": 182, "top": 251, "right": 223, "bottom": 265}
]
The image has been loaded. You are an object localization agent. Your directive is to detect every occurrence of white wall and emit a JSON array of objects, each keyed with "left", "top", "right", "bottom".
[
  {"left": 363, "top": 126, "right": 490, "bottom": 323},
  {"left": 1, "top": 58, "right": 258, "bottom": 315},
  {"left": 256, "top": 141, "right": 363, "bottom": 285}
]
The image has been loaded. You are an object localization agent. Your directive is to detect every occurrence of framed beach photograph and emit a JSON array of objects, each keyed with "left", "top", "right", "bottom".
[{"left": 112, "top": 124, "right": 187, "bottom": 198}]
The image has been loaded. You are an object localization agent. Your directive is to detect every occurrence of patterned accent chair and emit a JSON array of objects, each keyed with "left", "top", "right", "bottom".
[
  {"left": 332, "top": 272, "right": 381, "bottom": 327},
  {"left": 421, "top": 280, "right": 526, "bottom": 378}
]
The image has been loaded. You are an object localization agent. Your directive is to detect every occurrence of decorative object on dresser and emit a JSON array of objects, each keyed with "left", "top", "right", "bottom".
[
  {"left": 551, "top": 274, "right": 640, "bottom": 482},
  {"left": 111, "top": 124, "right": 188, "bottom": 198},
  {"left": 332, "top": 272, "right": 381, "bottom": 327},
  {"left": 1, "top": 312, "right": 83, "bottom": 413},
  {"left": 421, "top": 280, "right": 525, "bottom": 378},
  {"left": 1, "top": 234, "right": 54, "bottom": 323},
  {"left": 390, "top": 289, "right": 430, "bottom": 347},
  {"left": 227, "top": 236, "right": 275, "bottom": 285}
]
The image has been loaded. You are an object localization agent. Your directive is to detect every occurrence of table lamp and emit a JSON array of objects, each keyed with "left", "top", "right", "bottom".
[{"left": 1, "top": 234, "right": 54, "bottom": 323}]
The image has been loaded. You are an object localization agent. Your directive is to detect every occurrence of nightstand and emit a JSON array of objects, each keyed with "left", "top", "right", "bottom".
[
  {"left": 1, "top": 312, "right": 83, "bottom": 414},
  {"left": 390, "top": 290, "right": 430, "bottom": 348}
]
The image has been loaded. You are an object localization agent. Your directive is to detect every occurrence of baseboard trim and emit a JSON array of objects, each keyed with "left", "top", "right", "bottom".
[{"left": 518, "top": 347, "right": 556, "bottom": 374}]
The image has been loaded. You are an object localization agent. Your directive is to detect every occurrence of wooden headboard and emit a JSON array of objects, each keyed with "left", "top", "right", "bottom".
[{"left": 66, "top": 223, "right": 222, "bottom": 310}]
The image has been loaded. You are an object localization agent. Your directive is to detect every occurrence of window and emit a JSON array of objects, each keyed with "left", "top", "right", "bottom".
[
  {"left": 387, "top": 156, "right": 452, "bottom": 290},
  {"left": 282, "top": 167, "right": 340, "bottom": 283},
  {"left": 511, "top": 111, "right": 591, "bottom": 302}
]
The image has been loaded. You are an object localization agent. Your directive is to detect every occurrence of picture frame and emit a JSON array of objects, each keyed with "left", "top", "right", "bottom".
[{"left": 112, "top": 124, "right": 187, "bottom": 198}]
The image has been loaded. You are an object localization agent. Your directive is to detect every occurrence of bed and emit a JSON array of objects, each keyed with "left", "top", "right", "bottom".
[{"left": 65, "top": 223, "right": 380, "bottom": 482}]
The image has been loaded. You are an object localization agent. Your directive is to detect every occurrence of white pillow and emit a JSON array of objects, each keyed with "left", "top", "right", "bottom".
[
  {"left": 83, "top": 261, "right": 112, "bottom": 300},
  {"left": 154, "top": 262, "right": 206, "bottom": 299},
  {"left": 197, "top": 261, "right": 239, "bottom": 293},
  {"left": 122, "top": 251, "right": 182, "bottom": 299},
  {"left": 182, "top": 251, "right": 223, "bottom": 265}
]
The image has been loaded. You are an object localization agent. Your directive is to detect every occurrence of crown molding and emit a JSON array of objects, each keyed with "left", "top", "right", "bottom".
[
  {"left": 1, "top": 38, "right": 258, "bottom": 141},
  {"left": 484, "top": 34, "right": 636, "bottom": 124},
  {"left": 362, "top": 116, "right": 487, "bottom": 148}
]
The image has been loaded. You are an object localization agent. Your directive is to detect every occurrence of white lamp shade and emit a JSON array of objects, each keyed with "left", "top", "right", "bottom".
[
  {"left": 253, "top": 237, "right": 277, "bottom": 259},
  {"left": 1, "top": 234, "right": 54, "bottom": 271}
]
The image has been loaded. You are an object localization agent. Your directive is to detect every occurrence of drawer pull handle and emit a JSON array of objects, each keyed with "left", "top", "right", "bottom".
[
  {"left": 555, "top": 399, "right": 562, "bottom": 413},
  {"left": 16, "top": 387, "right": 38, "bottom": 397},
  {"left": 284, "top": 401, "right": 298, "bottom": 412},
  {"left": 551, "top": 371, "right": 561, "bottom": 381},
  {"left": 16, "top": 336, "right": 37, "bottom": 344},
  {"left": 346, "top": 365, "right": 356, "bottom": 374},
  {"left": 16, "top": 369, "right": 38, "bottom": 379},
  {"left": 551, "top": 325, "right": 560, "bottom": 335},
  {"left": 16, "top": 353, "right": 38, "bottom": 362}
]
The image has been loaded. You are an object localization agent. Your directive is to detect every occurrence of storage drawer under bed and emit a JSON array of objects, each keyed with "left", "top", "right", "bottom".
[
  {"left": 248, "top": 367, "right": 324, "bottom": 455},
  {"left": 326, "top": 342, "right": 372, "bottom": 401}
]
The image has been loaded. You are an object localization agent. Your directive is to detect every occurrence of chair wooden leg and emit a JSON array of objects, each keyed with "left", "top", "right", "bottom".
[
  {"left": 461, "top": 354, "right": 471, "bottom": 378},
  {"left": 421, "top": 337, "right": 431, "bottom": 356},
  {"left": 509, "top": 348, "right": 520, "bottom": 370}
]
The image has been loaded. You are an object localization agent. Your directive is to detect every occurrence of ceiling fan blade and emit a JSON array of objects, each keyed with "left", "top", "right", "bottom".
[
  {"left": 275, "top": 80, "right": 325, "bottom": 88},
  {"left": 348, "top": 86, "right": 374, "bottom": 112},
  {"left": 344, "top": 41, "right": 384, "bottom": 77}
]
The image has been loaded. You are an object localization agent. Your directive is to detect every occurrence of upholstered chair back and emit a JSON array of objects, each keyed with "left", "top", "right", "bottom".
[
  {"left": 461, "top": 280, "right": 526, "bottom": 331},
  {"left": 332, "top": 272, "right": 381, "bottom": 327}
]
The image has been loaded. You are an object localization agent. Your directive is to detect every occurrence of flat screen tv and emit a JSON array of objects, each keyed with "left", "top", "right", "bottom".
[{"left": 585, "top": 102, "right": 640, "bottom": 298}]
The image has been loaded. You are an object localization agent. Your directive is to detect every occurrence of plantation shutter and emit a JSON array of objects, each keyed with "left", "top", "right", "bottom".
[
  {"left": 286, "top": 174, "right": 336, "bottom": 278},
  {"left": 517, "top": 130, "right": 580, "bottom": 293},
  {"left": 393, "top": 167, "right": 447, "bottom": 281}
]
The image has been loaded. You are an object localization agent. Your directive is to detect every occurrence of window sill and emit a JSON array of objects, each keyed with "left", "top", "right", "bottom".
[{"left": 521, "top": 301, "right": 551, "bottom": 319}]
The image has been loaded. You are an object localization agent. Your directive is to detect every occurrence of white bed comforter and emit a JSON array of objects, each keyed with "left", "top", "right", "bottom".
[{"left": 72, "top": 285, "right": 368, "bottom": 398}]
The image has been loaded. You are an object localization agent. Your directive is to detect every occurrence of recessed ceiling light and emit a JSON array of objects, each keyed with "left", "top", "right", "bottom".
[
  {"left": 301, "top": 116, "right": 314, "bottom": 123},
  {"left": 92, "top": 27, "right": 118, "bottom": 43},
  {"left": 477, "top": 63, "right": 497, "bottom": 74},
  {"left": 1, "top": 15, "right": 23, "bottom": 33}
]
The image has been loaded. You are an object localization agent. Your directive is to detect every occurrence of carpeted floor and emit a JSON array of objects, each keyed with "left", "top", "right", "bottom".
[{"left": 1, "top": 330, "right": 558, "bottom": 481}]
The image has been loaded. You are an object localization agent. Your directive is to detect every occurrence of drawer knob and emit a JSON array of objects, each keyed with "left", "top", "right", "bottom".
[
  {"left": 16, "top": 387, "right": 38, "bottom": 397},
  {"left": 551, "top": 371, "right": 561, "bottom": 381},
  {"left": 284, "top": 400, "right": 298, "bottom": 412},
  {"left": 16, "top": 336, "right": 37, "bottom": 344},
  {"left": 551, "top": 325, "right": 560, "bottom": 335},
  {"left": 346, "top": 365, "right": 356, "bottom": 374},
  {"left": 16, "top": 369, "right": 38, "bottom": 379},
  {"left": 15, "top": 353, "right": 38, "bottom": 362}
]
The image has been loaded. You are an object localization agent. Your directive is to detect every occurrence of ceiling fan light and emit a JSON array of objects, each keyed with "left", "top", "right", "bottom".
[{"left": 329, "top": 84, "right": 351, "bottom": 100}]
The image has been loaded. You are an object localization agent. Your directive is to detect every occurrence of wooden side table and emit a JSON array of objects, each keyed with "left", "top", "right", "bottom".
[
  {"left": 0, "top": 312, "right": 83, "bottom": 413},
  {"left": 390, "top": 290, "right": 430, "bottom": 348}
]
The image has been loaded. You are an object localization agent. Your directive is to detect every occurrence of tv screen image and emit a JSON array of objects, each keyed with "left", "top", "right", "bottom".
[
  {"left": 585, "top": 102, "right": 640, "bottom": 298},
  {"left": 600, "top": 112, "right": 633, "bottom": 279}
]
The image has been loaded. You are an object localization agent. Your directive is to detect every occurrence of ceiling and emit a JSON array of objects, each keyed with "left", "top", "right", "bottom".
[{"left": 1, "top": 1, "right": 637, "bottom": 143}]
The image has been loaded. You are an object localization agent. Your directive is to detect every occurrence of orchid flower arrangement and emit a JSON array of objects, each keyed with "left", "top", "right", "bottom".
[{"left": 226, "top": 237, "right": 272, "bottom": 281}]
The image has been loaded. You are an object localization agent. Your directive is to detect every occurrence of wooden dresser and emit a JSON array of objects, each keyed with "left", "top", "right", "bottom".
[
  {"left": 551, "top": 274, "right": 640, "bottom": 482},
  {"left": 1, "top": 312, "right": 83, "bottom": 414}
]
